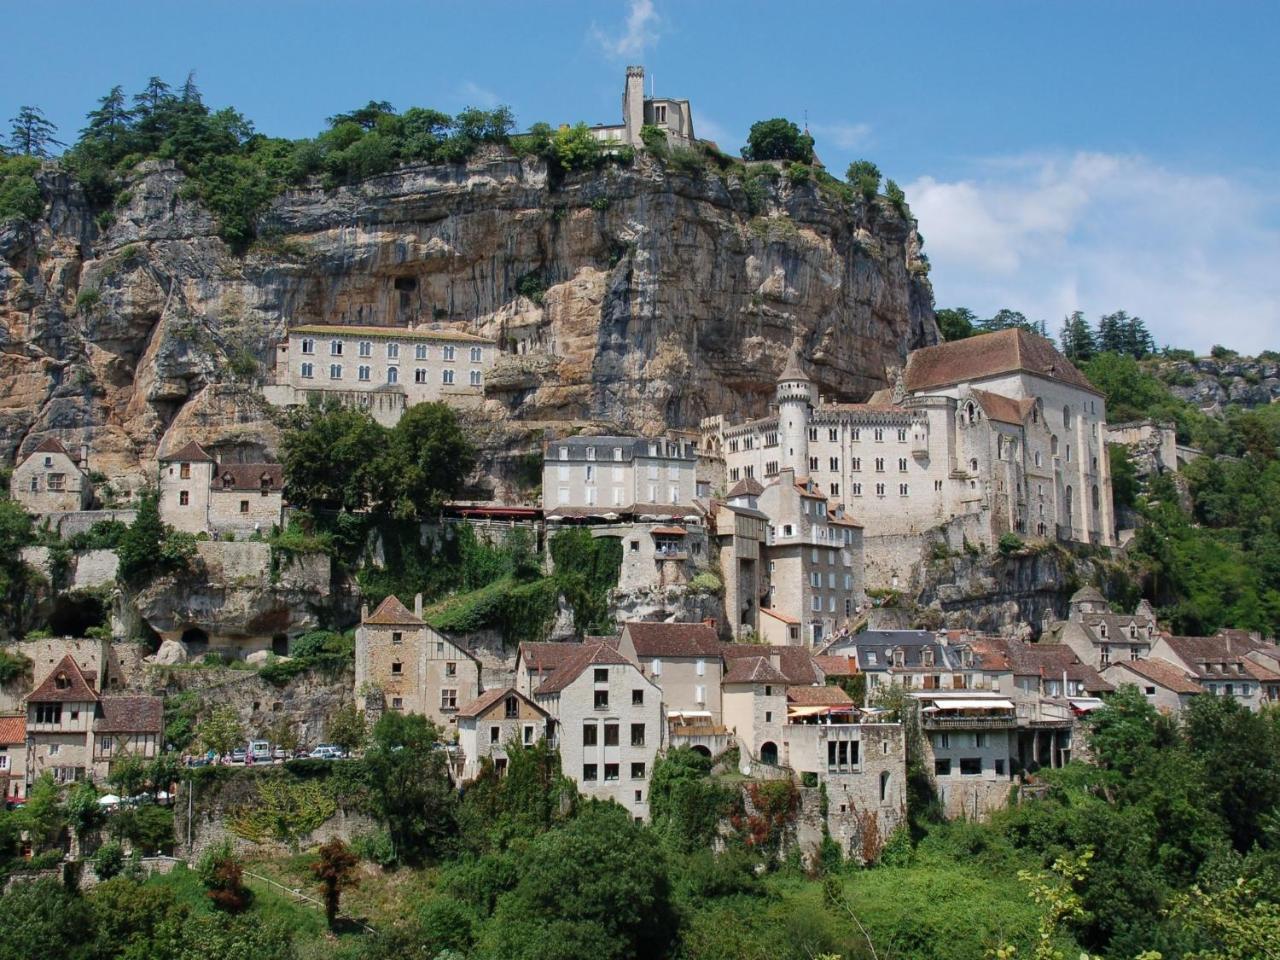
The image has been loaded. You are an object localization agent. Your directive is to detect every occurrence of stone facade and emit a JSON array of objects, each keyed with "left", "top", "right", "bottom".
[
  {"left": 709, "top": 495, "right": 769, "bottom": 638},
  {"left": 455, "top": 687, "right": 550, "bottom": 781},
  {"left": 704, "top": 330, "right": 1115, "bottom": 589},
  {"left": 10, "top": 438, "right": 92, "bottom": 515},
  {"left": 354, "top": 595, "right": 482, "bottom": 731},
  {"left": 267, "top": 324, "right": 495, "bottom": 426},
  {"left": 157, "top": 441, "right": 283, "bottom": 537},
  {"left": 914, "top": 692, "right": 1019, "bottom": 819},
  {"left": 544, "top": 435, "right": 698, "bottom": 515},
  {"left": 1041, "top": 587, "right": 1155, "bottom": 670},
  {"left": 589, "top": 65, "right": 697, "bottom": 149}
]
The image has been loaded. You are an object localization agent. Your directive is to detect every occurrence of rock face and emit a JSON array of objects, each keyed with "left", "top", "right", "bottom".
[
  {"left": 1158, "top": 355, "right": 1280, "bottom": 413},
  {"left": 1, "top": 153, "right": 936, "bottom": 492}
]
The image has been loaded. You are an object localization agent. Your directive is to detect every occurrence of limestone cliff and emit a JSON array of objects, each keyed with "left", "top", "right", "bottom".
[{"left": 0, "top": 150, "right": 935, "bottom": 492}]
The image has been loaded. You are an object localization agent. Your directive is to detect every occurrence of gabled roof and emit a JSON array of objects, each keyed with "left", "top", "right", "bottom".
[
  {"left": 726, "top": 477, "right": 764, "bottom": 498},
  {"left": 95, "top": 696, "right": 163, "bottom": 734},
  {"left": 1159, "top": 634, "right": 1260, "bottom": 679},
  {"left": 364, "top": 595, "right": 424, "bottom": 626},
  {"left": 814, "top": 655, "right": 856, "bottom": 677},
  {"left": 969, "top": 389, "right": 1038, "bottom": 426},
  {"left": 622, "top": 621, "right": 720, "bottom": 658},
  {"left": 1244, "top": 659, "right": 1280, "bottom": 683},
  {"left": 28, "top": 655, "right": 98, "bottom": 703},
  {"left": 0, "top": 716, "right": 24, "bottom": 744},
  {"left": 214, "top": 464, "right": 284, "bottom": 491},
  {"left": 778, "top": 347, "right": 810, "bottom": 382},
  {"left": 161, "top": 441, "right": 214, "bottom": 463},
  {"left": 976, "top": 638, "right": 1113, "bottom": 693},
  {"left": 722, "top": 656, "right": 788, "bottom": 685},
  {"left": 720, "top": 644, "right": 822, "bottom": 685},
  {"left": 456, "top": 686, "right": 548, "bottom": 720},
  {"left": 904, "top": 328, "right": 1101, "bottom": 396},
  {"left": 31, "top": 437, "right": 71, "bottom": 456},
  {"left": 1070, "top": 586, "right": 1107, "bottom": 604},
  {"left": 1109, "top": 657, "right": 1204, "bottom": 695},
  {"left": 759, "top": 607, "right": 799, "bottom": 625},
  {"left": 786, "top": 685, "right": 854, "bottom": 707},
  {"left": 534, "top": 641, "right": 638, "bottom": 696}
]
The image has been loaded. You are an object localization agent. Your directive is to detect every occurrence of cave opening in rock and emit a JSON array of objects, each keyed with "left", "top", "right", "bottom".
[
  {"left": 181, "top": 627, "right": 210, "bottom": 654},
  {"left": 272, "top": 633, "right": 289, "bottom": 656},
  {"left": 46, "top": 593, "right": 108, "bottom": 638}
]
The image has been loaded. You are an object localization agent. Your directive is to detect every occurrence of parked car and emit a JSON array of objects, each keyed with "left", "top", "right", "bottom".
[
  {"left": 292, "top": 748, "right": 310, "bottom": 759},
  {"left": 272, "top": 747, "right": 288, "bottom": 761},
  {"left": 309, "top": 745, "right": 341, "bottom": 760},
  {"left": 248, "top": 740, "right": 272, "bottom": 763},
  {"left": 229, "top": 748, "right": 247, "bottom": 764}
]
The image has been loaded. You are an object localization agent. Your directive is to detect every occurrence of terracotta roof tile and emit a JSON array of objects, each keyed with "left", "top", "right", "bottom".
[
  {"left": 623, "top": 621, "right": 721, "bottom": 658},
  {"left": 759, "top": 608, "right": 799, "bottom": 625},
  {"left": 786, "top": 685, "right": 854, "bottom": 706},
  {"left": 535, "top": 641, "right": 637, "bottom": 695},
  {"left": 969, "top": 389, "right": 1037, "bottom": 426},
  {"left": 722, "top": 656, "right": 788, "bottom": 684},
  {"left": 1110, "top": 657, "right": 1204, "bottom": 695},
  {"left": 721, "top": 644, "right": 822, "bottom": 685},
  {"left": 455, "top": 687, "right": 547, "bottom": 719},
  {"left": 904, "top": 328, "right": 1100, "bottom": 396},
  {"left": 290, "top": 324, "right": 494, "bottom": 344},
  {"left": 214, "top": 464, "right": 283, "bottom": 491},
  {"left": 814, "top": 655, "right": 856, "bottom": 676},
  {"left": 161, "top": 440, "right": 215, "bottom": 463},
  {"left": 31, "top": 437, "right": 71, "bottom": 456},
  {"left": 726, "top": 477, "right": 764, "bottom": 498},
  {"left": 0, "top": 716, "right": 24, "bottom": 744},
  {"left": 364, "top": 595, "right": 424, "bottom": 626},
  {"left": 28, "top": 655, "right": 98, "bottom": 703},
  {"left": 95, "top": 696, "right": 163, "bottom": 734}
]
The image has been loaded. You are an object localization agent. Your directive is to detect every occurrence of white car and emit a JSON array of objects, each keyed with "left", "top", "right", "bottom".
[{"left": 309, "top": 745, "right": 341, "bottom": 759}]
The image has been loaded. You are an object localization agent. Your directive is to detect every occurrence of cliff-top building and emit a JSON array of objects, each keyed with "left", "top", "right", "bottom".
[
  {"left": 589, "top": 65, "right": 697, "bottom": 149},
  {"left": 265, "top": 324, "right": 497, "bottom": 427},
  {"left": 702, "top": 329, "right": 1115, "bottom": 588}
]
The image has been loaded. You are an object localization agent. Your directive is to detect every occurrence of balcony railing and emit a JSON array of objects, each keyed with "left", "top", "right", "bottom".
[{"left": 920, "top": 715, "right": 1018, "bottom": 730}]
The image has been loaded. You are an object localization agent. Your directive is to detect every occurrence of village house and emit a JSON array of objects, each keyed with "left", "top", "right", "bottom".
[
  {"left": 1103, "top": 657, "right": 1205, "bottom": 713},
  {"left": 912, "top": 690, "right": 1019, "bottom": 819},
  {"left": 455, "top": 687, "right": 550, "bottom": 781},
  {"left": 25, "top": 655, "right": 162, "bottom": 784},
  {"left": 157, "top": 441, "right": 284, "bottom": 537},
  {"left": 617, "top": 621, "right": 723, "bottom": 722},
  {"left": 1040, "top": 587, "right": 1156, "bottom": 669},
  {"left": 265, "top": 324, "right": 496, "bottom": 427},
  {"left": 1147, "top": 633, "right": 1272, "bottom": 711},
  {"left": 821, "top": 630, "right": 981, "bottom": 700},
  {"left": 709, "top": 480, "right": 770, "bottom": 638},
  {"left": 703, "top": 330, "right": 1115, "bottom": 588},
  {"left": 353, "top": 595, "right": 482, "bottom": 730},
  {"left": 543, "top": 435, "right": 699, "bottom": 517},
  {"left": 10, "top": 438, "right": 93, "bottom": 515},
  {"left": 531, "top": 640, "right": 664, "bottom": 821},
  {"left": 0, "top": 716, "right": 26, "bottom": 800}
]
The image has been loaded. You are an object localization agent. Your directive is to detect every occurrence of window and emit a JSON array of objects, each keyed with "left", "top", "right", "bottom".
[
  {"left": 301, "top": 362, "right": 314, "bottom": 379},
  {"left": 897, "top": 428, "right": 908, "bottom": 442},
  {"left": 631, "top": 723, "right": 646, "bottom": 746},
  {"left": 239, "top": 499, "right": 249, "bottom": 513},
  {"left": 470, "top": 346, "right": 483, "bottom": 362},
  {"left": 330, "top": 340, "right": 343, "bottom": 356},
  {"left": 874, "top": 428, "right": 884, "bottom": 442},
  {"left": 899, "top": 483, "right": 909, "bottom": 496},
  {"left": 391, "top": 661, "right": 402, "bottom": 675},
  {"left": 852, "top": 482, "right": 862, "bottom": 496},
  {"left": 830, "top": 483, "right": 840, "bottom": 496},
  {"left": 392, "top": 631, "right": 402, "bottom": 645},
  {"left": 301, "top": 338, "right": 315, "bottom": 355},
  {"left": 440, "top": 689, "right": 457, "bottom": 710},
  {"left": 442, "top": 369, "right": 455, "bottom": 385},
  {"left": 809, "top": 456, "right": 819, "bottom": 472},
  {"left": 445, "top": 662, "right": 457, "bottom": 677},
  {"left": 470, "top": 369, "right": 482, "bottom": 386},
  {"left": 995, "top": 758, "right": 1006, "bottom": 776},
  {"left": 829, "top": 428, "right": 839, "bottom": 442},
  {"left": 415, "top": 343, "right": 428, "bottom": 360},
  {"left": 604, "top": 724, "right": 620, "bottom": 746},
  {"left": 651, "top": 658, "right": 662, "bottom": 676},
  {"left": 594, "top": 690, "right": 609, "bottom": 709},
  {"left": 583, "top": 723, "right": 598, "bottom": 746},
  {"left": 696, "top": 658, "right": 705, "bottom": 676},
  {"left": 490, "top": 726, "right": 500, "bottom": 744},
  {"left": 898, "top": 457, "right": 908, "bottom": 472},
  {"left": 809, "top": 427, "right": 818, "bottom": 442},
  {"left": 632, "top": 689, "right": 644, "bottom": 706},
  {"left": 329, "top": 363, "right": 342, "bottom": 379},
  {"left": 443, "top": 345, "right": 456, "bottom": 361},
  {"left": 934, "top": 759, "right": 952, "bottom": 776},
  {"left": 35, "top": 702, "right": 62, "bottom": 724},
  {"left": 523, "top": 724, "right": 535, "bottom": 744},
  {"left": 358, "top": 340, "right": 372, "bottom": 357},
  {"left": 582, "top": 763, "right": 598, "bottom": 781},
  {"left": 875, "top": 483, "right": 885, "bottom": 497},
  {"left": 875, "top": 458, "right": 884, "bottom": 472},
  {"left": 178, "top": 490, "right": 189, "bottom": 506},
  {"left": 382, "top": 341, "right": 398, "bottom": 360},
  {"left": 387, "top": 366, "right": 398, "bottom": 384},
  {"left": 631, "top": 762, "right": 647, "bottom": 780},
  {"left": 654, "top": 103, "right": 666, "bottom": 123},
  {"left": 852, "top": 457, "right": 861, "bottom": 472},
  {"left": 358, "top": 365, "right": 371, "bottom": 381},
  {"left": 505, "top": 696, "right": 519, "bottom": 719},
  {"left": 959, "top": 758, "right": 982, "bottom": 776},
  {"left": 594, "top": 668, "right": 608, "bottom": 683},
  {"left": 604, "top": 763, "right": 619, "bottom": 781}
]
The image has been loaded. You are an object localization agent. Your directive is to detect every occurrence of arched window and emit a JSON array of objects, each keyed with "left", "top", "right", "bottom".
[
  {"left": 1051, "top": 436, "right": 1059, "bottom": 456},
  {"left": 1064, "top": 485, "right": 1073, "bottom": 518},
  {"left": 1035, "top": 450, "right": 1042, "bottom": 467},
  {"left": 387, "top": 366, "right": 399, "bottom": 385},
  {"left": 879, "top": 770, "right": 891, "bottom": 802},
  {"left": 760, "top": 742, "right": 779, "bottom": 765},
  {"left": 965, "top": 402, "right": 976, "bottom": 425},
  {"left": 1092, "top": 484, "right": 1100, "bottom": 511},
  {"left": 969, "top": 458, "right": 978, "bottom": 473},
  {"left": 1063, "top": 406, "right": 1072, "bottom": 428}
]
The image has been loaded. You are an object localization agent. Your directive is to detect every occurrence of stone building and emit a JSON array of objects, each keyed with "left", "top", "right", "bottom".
[
  {"left": 912, "top": 691, "right": 1018, "bottom": 819},
  {"left": 1148, "top": 633, "right": 1270, "bottom": 711},
  {"left": 10, "top": 438, "right": 92, "bottom": 515},
  {"left": 1041, "top": 587, "right": 1156, "bottom": 670},
  {"left": 703, "top": 330, "right": 1115, "bottom": 588},
  {"left": 455, "top": 687, "right": 550, "bottom": 781},
  {"left": 757, "top": 468, "right": 862, "bottom": 647},
  {"left": 25, "top": 655, "right": 162, "bottom": 784},
  {"left": 353, "top": 595, "right": 482, "bottom": 731},
  {"left": 157, "top": 441, "right": 284, "bottom": 537},
  {"left": 710, "top": 480, "right": 770, "bottom": 638},
  {"left": 589, "top": 65, "right": 697, "bottom": 149},
  {"left": 617, "top": 621, "right": 724, "bottom": 723},
  {"left": 531, "top": 640, "right": 664, "bottom": 820},
  {"left": 1103, "top": 658, "right": 1205, "bottom": 714},
  {"left": 0, "top": 716, "right": 25, "bottom": 800},
  {"left": 265, "top": 324, "right": 496, "bottom": 427},
  {"left": 543, "top": 435, "right": 698, "bottom": 516}
]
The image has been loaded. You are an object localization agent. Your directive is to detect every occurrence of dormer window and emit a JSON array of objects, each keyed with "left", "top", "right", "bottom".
[
  {"left": 260, "top": 474, "right": 273, "bottom": 494},
  {"left": 1098, "top": 623, "right": 1107, "bottom": 638},
  {"left": 55, "top": 673, "right": 69, "bottom": 690},
  {"left": 922, "top": 648, "right": 934, "bottom": 666},
  {"left": 893, "top": 649, "right": 905, "bottom": 667},
  {"left": 222, "top": 473, "right": 235, "bottom": 489},
  {"left": 1128, "top": 624, "right": 1137, "bottom": 638}
]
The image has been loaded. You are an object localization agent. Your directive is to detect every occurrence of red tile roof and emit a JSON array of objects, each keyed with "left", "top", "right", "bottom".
[
  {"left": 0, "top": 716, "right": 24, "bottom": 744},
  {"left": 969, "top": 389, "right": 1038, "bottom": 426},
  {"left": 721, "top": 644, "right": 822, "bottom": 685},
  {"left": 161, "top": 440, "right": 215, "bottom": 463},
  {"left": 722, "top": 656, "right": 788, "bottom": 685},
  {"left": 726, "top": 477, "right": 764, "bottom": 498},
  {"left": 364, "top": 596, "right": 424, "bottom": 626},
  {"left": 904, "top": 328, "right": 1100, "bottom": 396},
  {"left": 814, "top": 655, "right": 856, "bottom": 677},
  {"left": 455, "top": 687, "right": 547, "bottom": 720},
  {"left": 31, "top": 437, "right": 71, "bottom": 456},
  {"left": 214, "top": 464, "right": 284, "bottom": 491},
  {"left": 28, "top": 655, "right": 98, "bottom": 703},
  {"left": 760, "top": 608, "right": 799, "bottom": 625},
  {"left": 1110, "top": 658, "right": 1204, "bottom": 695},
  {"left": 95, "top": 696, "right": 163, "bottom": 734},
  {"left": 534, "top": 641, "right": 637, "bottom": 695},
  {"left": 786, "top": 685, "right": 854, "bottom": 707},
  {"left": 623, "top": 621, "right": 721, "bottom": 658}
]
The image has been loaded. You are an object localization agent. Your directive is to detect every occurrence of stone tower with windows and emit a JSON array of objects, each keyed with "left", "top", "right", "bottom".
[
  {"left": 776, "top": 347, "right": 813, "bottom": 475},
  {"left": 623, "top": 65, "right": 646, "bottom": 146}
]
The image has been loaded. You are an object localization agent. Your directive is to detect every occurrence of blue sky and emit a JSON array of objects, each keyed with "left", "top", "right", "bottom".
[{"left": 3, "top": 0, "right": 1277, "bottom": 352}]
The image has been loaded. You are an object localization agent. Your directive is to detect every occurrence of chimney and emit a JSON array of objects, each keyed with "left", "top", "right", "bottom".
[
  {"left": 414, "top": 593, "right": 424, "bottom": 618},
  {"left": 361, "top": 603, "right": 369, "bottom": 622},
  {"left": 702, "top": 617, "right": 717, "bottom": 632},
  {"left": 79, "top": 443, "right": 89, "bottom": 471},
  {"left": 769, "top": 652, "right": 781, "bottom": 671}
]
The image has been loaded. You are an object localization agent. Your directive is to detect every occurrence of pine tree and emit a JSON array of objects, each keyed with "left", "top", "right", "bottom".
[
  {"left": 8, "top": 106, "right": 63, "bottom": 158},
  {"left": 1059, "top": 311, "right": 1097, "bottom": 362},
  {"left": 1096, "top": 311, "right": 1127, "bottom": 354},
  {"left": 80, "top": 86, "right": 132, "bottom": 149},
  {"left": 132, "top": 76, "right": 173, "bottom": 117},
  {"left": 1124, "top": 314, "right": 1156, "bottom": 359}
]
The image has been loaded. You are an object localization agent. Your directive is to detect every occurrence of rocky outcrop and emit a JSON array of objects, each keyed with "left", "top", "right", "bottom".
[
  {"left": 1157, "top": 355, "right": 1280, "bottom": 413},
  {"left": 2, "top": 152, "right": 936, "bottom": 493}
]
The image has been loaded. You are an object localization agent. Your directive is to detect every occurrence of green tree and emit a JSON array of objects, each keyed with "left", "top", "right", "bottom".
[
  {"left": 742, "top": 118, "right": 814, "bottom": 164},
  {"left": 197, "top": 838, "right": 252, "bottom": 913},
  {"left": 649, "top": 747, "right": 735, "bottom": 852},
  {"left": 199, "top": 705, "right": 244, "bottom": 757},
  {"left": 845, "top": 159, "right": 881, "bottom": 199},
  {"left": 549, "top": 122, "right": 602, "bottom": 172},
  {"left": 457, "top": 738, "right": 576, "bottom": 851},
  {"left": 8, "top": 106, "right": 63, "bottom": 157},
  {"left": 481, "top": 803, "right": 678, "bottom": 960},
  {"left": 107, "top": 752, "right": 149, "bottom": 799},
  {"left": 327, "top": 702, "right": 367, "bottom": 755},
  {"left": 364, "top": 711, "right": 457, "bottom": 863},
  {"left": 935, "top": 307, "right": 977, "bottom": 342},
  {"left": 0, "top": 876, "right": 94, "bottom": 960},
  {"left": 1059, "top": 310, "right": 1098, "bottom": 363},
  {"left": 313, "top": 837, "right": 360, "bottom": 928},
  {"left": 0, "top": 498, "right": 40, "bottom": 635},
  {"left": 381, "top": 401, "right": 475, "bottom": 518},
  {"left": 79, "top": 86, "right": 133, "bottom": 152},
  {"left": 116, "top": 492, "right": 194, "bottom": 587},
  {"left": 281, "top": 402, "right": 388, "bottom": 513}
]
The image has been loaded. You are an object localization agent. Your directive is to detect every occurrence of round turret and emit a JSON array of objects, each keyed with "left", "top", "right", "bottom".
[{"left": 777, "top": 348, "right": 813, "bottom": 474}]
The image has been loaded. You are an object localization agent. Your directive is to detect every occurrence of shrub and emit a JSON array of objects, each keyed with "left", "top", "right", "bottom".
[
  {"left": 688, "top": 571, "right": 722, "bottom": 595},
  {"left": 92, "top": 839, "right": 126, "bottom": 880},
  {"left": 885, "top": 179, "right": 908, "bottom": 217},
  {"left": 197, "top": 839, "right": 252, "bottom": 912},
  {"left": 516, "top": 270, "right": 548, "bottom": 305},
  {"left": 639, "top": 123, "right": 669, "bottom": 156},
  {"left": 785, "top": 162, "right": 811, "bottom": 184},
  {"left": 76, "top": 288, "right": 102, "bottom": 313},
  {"left": 548, "top": 123, "right": 602, "bottom": 172},
  {"left": 351, "top": 827, "right": 397, "bottom": 867},
  {"left": 997, "top": 533, "right": 1025, "bottom": 555},
  {"left": 667, "top": 146, "right": 706, "bottom": 176},
  {"left": 742, "top": 118, "right": 815, "bottom": 164},
  {"left": 0, "top": 649, "right": 31, "bottom": 685},
  {"left": 0, "top": 155, "right": 43, "bottom": 222}
]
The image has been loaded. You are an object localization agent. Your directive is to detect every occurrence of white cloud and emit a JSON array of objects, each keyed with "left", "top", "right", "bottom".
[
  {"left": 907, "top": 152, "right": 1280, "bottom": 354},
  {"left": 809, "top": 121, "right": 872, "bottom": 152},
  {"left": 457, "top": 81, "right": 500, "bottom": 109},
  {"left": 591, "top": 0, "right": 659, "bottom": 59}
]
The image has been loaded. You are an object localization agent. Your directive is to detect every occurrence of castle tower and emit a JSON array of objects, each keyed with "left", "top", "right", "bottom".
[
  {"left": 623, "top": 65, "right": 646, "bottom": 147},
  {"left": 776, "top": 345, "right": 813, "bottom": 475}
]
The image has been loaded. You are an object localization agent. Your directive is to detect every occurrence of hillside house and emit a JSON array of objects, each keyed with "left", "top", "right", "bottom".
[
  {"left": 0, "top": 716, "right": 25, "bottom": 800},
  {"left": 1041, "top": 587, "right": 1156, "bottom": 669},
  {"left": 158, "top": 441, "right": 284, "bottom": 537},
  {"left": 455, "top": 687, "right": 550, "bottom": 781},
  {"left": 1103, "top": 658, "right": 1205, "bottom": 713},
  {"left": 11, "top": 438, "right": 92, "bottom": 515}
]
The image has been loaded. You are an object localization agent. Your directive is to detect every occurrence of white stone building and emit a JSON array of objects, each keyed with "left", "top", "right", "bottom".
[
  {"left": 265, "top": 324, "right": 496, "bottom": 427},
  {"left": 589, "top": 65, "right": 697, "bottom": 149},
  {"left": 531, "top": 640, "right": 663, "bottom": 821},
  {"left": 543, "top": 435, "right": 698, "bottom": 517},
  {"left": 703, "top": 330, "right": 1115, "bottom": 588},
  {"left": 157, "top": 441, "right": 284, "bottom": 537},
  {"left": 11, "top": 438, "right": 92, "bottom": 515},
  {"left": 455, "top": 687, "right": 550, "bottom": 781}
]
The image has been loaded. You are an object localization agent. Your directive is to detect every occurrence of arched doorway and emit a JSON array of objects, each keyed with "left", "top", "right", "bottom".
[
  {"left": 760, "top": 741, "right": 778, "bottom": 766},
  {"left": 690, "top": 745, "right": 712, "bottom": 759}
]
